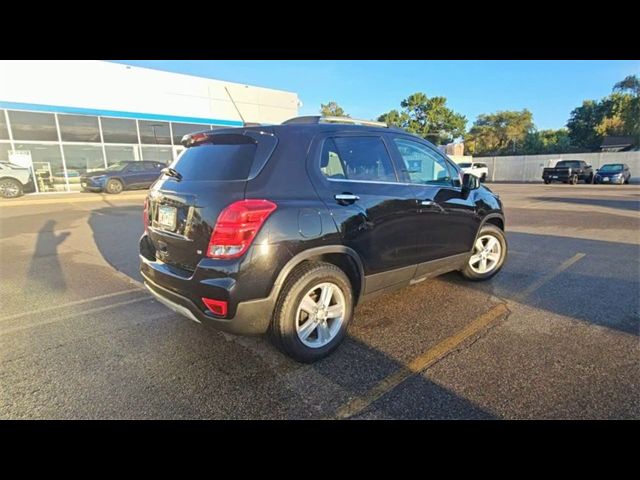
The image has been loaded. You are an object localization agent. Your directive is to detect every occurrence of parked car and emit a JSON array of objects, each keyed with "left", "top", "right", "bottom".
[
  {"left": 542, "top": 160, "right": 593, "bottom": 184},
  {"left": 0, "top": 161, "right": 32, "bottom": 198},
  {"left": 80, "top": 161, "right": 165, "bottom": 194},
  {"left": 139, "top": 116, "right": 508, "bottom": 362},
  {"left": 593, "top": 163, "right": 631, "bottom": 184},
  {"left": 458, "top": 162, "right": 489, "bottom": 182}
]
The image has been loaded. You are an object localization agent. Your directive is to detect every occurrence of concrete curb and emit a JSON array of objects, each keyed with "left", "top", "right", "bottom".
[{"left": 0, "top": 192, "right": 147, "bottom": 207}]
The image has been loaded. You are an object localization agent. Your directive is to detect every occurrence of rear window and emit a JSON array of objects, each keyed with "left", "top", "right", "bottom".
[
  {"left": 458, "top": 163, "right": 471, "bottom": 168},
  {"left": 556, "top": 161, "right": 581, "bottom": 168},
  {"left": 169, "top": 139, "right": 257, "bottom": 181}
]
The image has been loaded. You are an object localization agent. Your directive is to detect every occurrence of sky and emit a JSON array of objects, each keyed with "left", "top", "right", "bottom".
[{"left": 112, "top": 60, "right": 640, "bottom": 131}]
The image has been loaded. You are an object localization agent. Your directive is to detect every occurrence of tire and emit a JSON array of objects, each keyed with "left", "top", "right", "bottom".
[
  {"left": 0, "top": 178, "right": 24, "bottom": 198},
  {"left": 586, "top": 174, "right": 594, "bottom": 184},
  {"left": 269, "top": 261, "right": 354, "bottom": 363},
  {"left": 543, "top": 179, "right": 550, "bottom": 184},
  {"left": 460, "top": 224, "right": 508, "bottom": 281},
  {"left": 105, "top": 178, "right": 124, "bottom": 194},
  {"left": 625, "top": 176, "right": 630, "bottom": 185},
  {"left": 570, "top": 174, "right": 578, "bottom": 185},
  {"left": 480, "top": 174, "right": 487, "bottom": 183}
]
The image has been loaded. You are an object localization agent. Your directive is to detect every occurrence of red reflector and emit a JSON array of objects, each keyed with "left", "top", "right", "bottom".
[
  {"left": 202, "top": 298, "right": 228, "bottom": 317},
  {"left": 207, "top": 199, "right": 277, "bottom": 259}
]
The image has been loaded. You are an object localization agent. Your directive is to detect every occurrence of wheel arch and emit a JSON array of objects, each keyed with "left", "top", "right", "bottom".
[
  {"left": 470, "top": 213, "right": 505, "bottom": 252},
  {"left": 270, "top": 246, "right": 366, "bottom": 305}
]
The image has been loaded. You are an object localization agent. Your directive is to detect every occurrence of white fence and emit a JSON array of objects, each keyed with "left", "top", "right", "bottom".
[{"left": 472, "top": 151, "right": 640, "bottom": 182}]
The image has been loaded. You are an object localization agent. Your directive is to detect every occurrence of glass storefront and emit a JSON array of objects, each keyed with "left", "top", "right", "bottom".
[{"left": 0, "top": 108, "right": 220, "bottom": 193}]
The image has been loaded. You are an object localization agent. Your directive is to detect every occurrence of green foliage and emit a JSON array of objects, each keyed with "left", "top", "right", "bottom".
[
  {"left": 320, "top": 101, "right": 349, "bottom": 118},
  {"left": 378, "top": 92, "right": 466, "bottom": 144},
  {"left": 464, "top": 110, "right": 534, "bottom": 155},
  {"left": 568, "top": 75, "right": 640, "bottom": 149}
]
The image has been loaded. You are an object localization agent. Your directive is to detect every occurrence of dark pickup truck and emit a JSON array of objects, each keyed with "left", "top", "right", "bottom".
[{"left": 542, "top": 160, "right": 594, "bottom": 185}]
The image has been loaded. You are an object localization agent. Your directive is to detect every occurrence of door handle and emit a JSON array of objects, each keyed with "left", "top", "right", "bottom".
[
  {"left": 335, "top": 193, "right": 360, "bottom": 204},
  {"left": 419, "top": 200, "right": 445, "bottom": 212}
]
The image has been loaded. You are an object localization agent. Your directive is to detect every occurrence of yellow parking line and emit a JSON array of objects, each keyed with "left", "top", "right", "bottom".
[
  {"left": 332, "top": 303, "right": 510, "bottom": 420},
  {"left": 513, "top": 252, "right": 586, "bottom": 301},
  {"left": 331, "top": 251, "right": 587, "bottom": 419}
]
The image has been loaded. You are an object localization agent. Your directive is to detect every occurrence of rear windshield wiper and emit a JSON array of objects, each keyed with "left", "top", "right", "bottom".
[{"left": 161, "top": 167, "right": 182, "bottom": 181}]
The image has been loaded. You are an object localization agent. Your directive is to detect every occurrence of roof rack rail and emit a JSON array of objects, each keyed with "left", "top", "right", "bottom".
[{"left": 282, "top": 116, "right": 389, "bottom": 128}]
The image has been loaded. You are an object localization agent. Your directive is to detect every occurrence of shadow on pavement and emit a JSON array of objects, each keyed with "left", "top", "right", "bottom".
[{"left": 27, "top": 219, "right": 70, "bottom": 292}]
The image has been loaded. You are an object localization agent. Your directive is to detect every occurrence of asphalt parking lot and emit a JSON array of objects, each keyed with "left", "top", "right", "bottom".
[{"left": 1, "top": 184, "right": 638, "bottom": 419}]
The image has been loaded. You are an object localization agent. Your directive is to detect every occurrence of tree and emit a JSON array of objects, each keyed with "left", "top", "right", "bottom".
[
  {"left": 614, "top": 75, "right": 640, "bottom": 96},
  {"left": 522, "top": 128, "right": 573, "bottom": 154},
  {"left": 464, "top": 110, "right": 534, "bottom": 155},
  {"left": 613, "top": 74, "right": 640, "bottom": 144},
  {"left": 377, "top": 92, "right": 466, "bottom": 144},
  {"left": 320, "top": 101, "right": 349, "bottom": 117}
]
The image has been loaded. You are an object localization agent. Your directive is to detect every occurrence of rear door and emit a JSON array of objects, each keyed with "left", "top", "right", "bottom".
[
  {"left": 124, "top": 162, "right": 149, "bottom": 188},
  {"left": 308, "top": 133, "right": 422, "bottom": 276},
  {"left": 146, "top": 131, "right": 277, "bottom": 273},
  {"left": 387, "top": 135, "right": 478, "bottom": 262}
]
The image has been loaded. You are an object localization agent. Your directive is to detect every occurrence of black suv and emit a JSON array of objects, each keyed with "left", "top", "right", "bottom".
[{"left": 139, "top": 116, "right": 507, "bottom": 362}]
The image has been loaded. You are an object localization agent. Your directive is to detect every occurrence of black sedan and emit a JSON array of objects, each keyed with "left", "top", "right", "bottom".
[
  {"left": 593, "top": 163, "right": 631, "bottom": 185},
  {"left": 81, "top": 161, "right": 165, "bottom": 194}
]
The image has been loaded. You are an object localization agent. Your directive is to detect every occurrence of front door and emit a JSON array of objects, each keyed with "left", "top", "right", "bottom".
[
  {"left": 387, "top": 136, "right": 479, "bottom": 262},
  {"left": 309, "top": 134, "right": 423, "bottom": 276}
]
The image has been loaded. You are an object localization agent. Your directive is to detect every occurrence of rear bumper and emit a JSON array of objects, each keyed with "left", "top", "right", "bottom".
[
  {"left": 542, "top": 173, "right": 571, "bottom": 182},
  {"left": 142, "top": 268, "right": 275, "bottom": 335}
]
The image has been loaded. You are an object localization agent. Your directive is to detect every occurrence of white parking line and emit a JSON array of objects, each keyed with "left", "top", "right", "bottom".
[
  {"left": 0, "top": 288, "right": 144, "bottom": 323},
  {"left": 0, "top": 296, "right": 154, "bottom": 337}
]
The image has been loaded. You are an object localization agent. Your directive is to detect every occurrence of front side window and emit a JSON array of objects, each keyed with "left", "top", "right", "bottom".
[
  {"left": 320, "top": 136, "right": 396, "bottom": 183},
  {"left": 393, "top": 138, "right": 453, "bottom": 186}
]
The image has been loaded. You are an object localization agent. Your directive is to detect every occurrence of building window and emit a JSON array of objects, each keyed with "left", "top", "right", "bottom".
[
  {"left": 0, "top": 143, "right": 12, "bottom": 162},
  {"left": 105, "top": 145, "right": 138, "bottom": 165},
  {"left": 0, "top": 111, "right": 9, "bottom": 140},
  {"left": 14, "top": 143, "right": 68, "bottom": 193},
  {"left": 171, "top": 122, "right": 210, "bottom": 145},
  {"left": 141, "top": 146, "right": 173, "bottom": 164},
  {"left": 101, "top": 117, "right": 138, "bottom": 144},
  {"left": 8, "top": 111, "right": 59, "bottom": 141},
  {"left": 62, "top": 145, "right": 106, "bottom": 191},
  {"left": 58, "top": 114, "right": 101, "bottom": 142},
  {"left": 139, "top": 120, "right": 171, "bottom": 145}
]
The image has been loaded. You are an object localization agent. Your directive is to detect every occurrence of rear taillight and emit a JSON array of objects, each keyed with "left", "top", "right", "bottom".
[
  {"left": 207, "top": 199, "right": 277, "bottom": 259},
  {"left": 143, "top": 198, "right": 149, "bottom": 232}
]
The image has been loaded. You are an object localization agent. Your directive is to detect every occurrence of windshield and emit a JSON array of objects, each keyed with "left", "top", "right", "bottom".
[
  {"left": 556, "top": 161, "right": 581, "bottom": 168},
  {"left": 599, "top": 164, "right": 623, "bottom": 172},
  {"left": 458, "top": 163, "right": 471, "bottom": 168},
  {"left": 106, "top": 163, "right": 129, "bottom": 172}
]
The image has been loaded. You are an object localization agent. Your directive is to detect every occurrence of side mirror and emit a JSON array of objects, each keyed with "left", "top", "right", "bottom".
[
  {"left": 585, "top": 164, "right": 592, "bottom": 169},
  {"left": 462, "top": 173, "right": 480, "bottom": 192}
]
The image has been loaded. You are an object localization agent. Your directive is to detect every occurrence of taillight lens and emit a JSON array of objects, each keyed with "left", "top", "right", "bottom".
[
  {"left": 202, "top": 297, "right": 228, "bottom": 317},
  {"left": 207, "top": 199, "right": 277, "bottom": 259},
  {"left": 143, "top": 198, "right": 149, "bottom": 232}
]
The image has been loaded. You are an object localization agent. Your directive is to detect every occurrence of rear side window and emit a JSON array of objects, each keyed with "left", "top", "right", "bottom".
[
  {"left": 320, "top": 136, "right": 396, "bottom": 182},
  {"left": 170, "top": 136, "right": 257, "bottom": 181}
]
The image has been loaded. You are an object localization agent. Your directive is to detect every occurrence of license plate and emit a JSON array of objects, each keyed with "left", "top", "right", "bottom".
[
  {"left": 603, "top": 177, "right": 610, "bottom": 182},
  {"left": 157, "top": 205, "right": 177, "bottom": 230},
  {"left": 552, "top": 175, "right": 558, "bottom": 179}
]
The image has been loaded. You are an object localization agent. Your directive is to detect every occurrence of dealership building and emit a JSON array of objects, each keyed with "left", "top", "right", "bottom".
[{"left": 0, "top": 61, "right": 300, "bottom": 193}]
